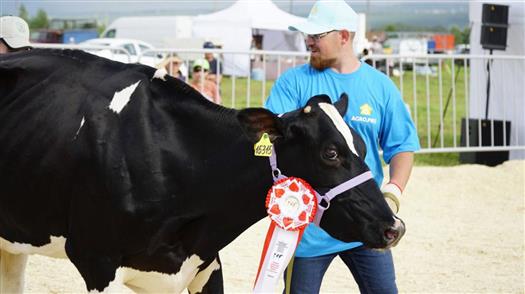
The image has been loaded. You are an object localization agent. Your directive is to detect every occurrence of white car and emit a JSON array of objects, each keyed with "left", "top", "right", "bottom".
[{"left": 80, "top": 38, "right": 163, "bottom": 67}]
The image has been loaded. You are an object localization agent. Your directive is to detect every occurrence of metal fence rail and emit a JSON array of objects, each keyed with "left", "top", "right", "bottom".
[
  {"left": 33, "top": 44, "right": 525, "bottom": 154},
  {"left": 146, "top": 49, "right": 524, "bottom": 155},
  {"left": 364, "top": 53, "right": 524, "bottom": 155}
]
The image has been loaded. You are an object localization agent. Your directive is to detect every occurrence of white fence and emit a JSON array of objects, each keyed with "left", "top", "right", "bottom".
[{"left": 32, "top": 44, "right": 525, "bottom": 156}]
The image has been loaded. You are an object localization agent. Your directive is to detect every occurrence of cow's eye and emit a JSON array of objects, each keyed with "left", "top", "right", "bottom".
[{"left": 323, "top": 148, "right": 338, "bottom": 161}]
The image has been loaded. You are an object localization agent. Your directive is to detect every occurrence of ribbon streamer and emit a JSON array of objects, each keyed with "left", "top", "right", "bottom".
[{"left": 254, "top": 177, "right": 317, "bottom": 293}]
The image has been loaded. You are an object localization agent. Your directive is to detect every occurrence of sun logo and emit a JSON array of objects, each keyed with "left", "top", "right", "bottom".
[{"left": 360, "top": 104, "right": 373, "bottom": 116}]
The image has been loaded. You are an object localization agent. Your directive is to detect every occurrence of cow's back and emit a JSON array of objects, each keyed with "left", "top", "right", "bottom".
[{"left": 0, "top": 49, "right": 167, "bottom": 244}]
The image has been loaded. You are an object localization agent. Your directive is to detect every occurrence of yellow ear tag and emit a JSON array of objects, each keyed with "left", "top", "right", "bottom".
[{"left": 254, "top": 133, "right": 273, "bottom": 157}]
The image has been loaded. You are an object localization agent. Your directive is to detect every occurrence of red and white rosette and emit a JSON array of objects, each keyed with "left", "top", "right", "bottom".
[{"left": 254, "top": 177, "right": 317, "bottom": 293}]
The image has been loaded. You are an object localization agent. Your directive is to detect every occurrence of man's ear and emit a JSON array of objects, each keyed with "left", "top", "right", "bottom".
[
  {"left": 339, "top": 30, "right": 352, "bottom": 45},
  {"left": 334, "top": 93, "right": 349, "bottom": 117},
  {"left": 237, "top": 108, "right": 283, "bottom": 143}
]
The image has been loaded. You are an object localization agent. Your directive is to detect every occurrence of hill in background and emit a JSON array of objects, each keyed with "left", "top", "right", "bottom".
[{"left": 3, "top": 1, "right": 469, "bottom": 31}]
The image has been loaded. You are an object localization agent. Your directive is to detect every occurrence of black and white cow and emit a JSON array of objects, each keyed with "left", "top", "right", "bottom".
[{"left": 0, "top": 49, "right": 404, "bottom": 293}]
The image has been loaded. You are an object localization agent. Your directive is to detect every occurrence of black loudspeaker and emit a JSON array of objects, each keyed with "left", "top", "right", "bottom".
[
  {"left": 482, "top": 3, "right": 509, "bottom": 24},
  {"left": 460, "top": 118, "right": 511, "bottom": 166},
  {"left": 480, "top": 3, "right": 509, "bottom": 50},
  {"left": 481, "top": 25, "right": 508, "bottom": 50}
]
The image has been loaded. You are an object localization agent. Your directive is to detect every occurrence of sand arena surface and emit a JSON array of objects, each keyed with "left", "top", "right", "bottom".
[{"left": 20, "top": 160, "right": 525, "bottom": 293}]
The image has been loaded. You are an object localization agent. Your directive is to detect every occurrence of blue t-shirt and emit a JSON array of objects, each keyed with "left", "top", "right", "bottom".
[{"left": 265, "top": 62, "right": 420, "bottom": 257}]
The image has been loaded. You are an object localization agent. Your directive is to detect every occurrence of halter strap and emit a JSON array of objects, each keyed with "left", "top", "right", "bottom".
[
  {"left": 269, "top": 146, "right": 373, "bottom": 226},
  {"left": 269, "top": 146, "right": 285, "bottom": 181},
  {"left": 313, "top": 171, "right": 373, "bottom": 226}
]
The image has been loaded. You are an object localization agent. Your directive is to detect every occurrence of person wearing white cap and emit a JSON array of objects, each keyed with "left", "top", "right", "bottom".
[
  {"left": 0, "top": 16, "right": 32, "bottom": 54},
  {"left": 265, "top": 0, "right": 420, "bottom": 293}
]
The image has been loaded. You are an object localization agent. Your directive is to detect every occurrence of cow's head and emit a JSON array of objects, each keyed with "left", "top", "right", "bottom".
[{"left": 238, "top": 94, "right": 404, "bottom": 249}]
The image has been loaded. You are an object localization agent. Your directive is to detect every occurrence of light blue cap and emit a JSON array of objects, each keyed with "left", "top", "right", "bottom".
[{"left": 289, "top": 0, "right": 358, "bottom": 34}]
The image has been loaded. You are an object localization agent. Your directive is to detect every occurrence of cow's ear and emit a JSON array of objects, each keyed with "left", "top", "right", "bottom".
[
  {"left": 306, "top": 94, "right": 331, "bottom": 107},
  {"left": 334, "top": 93, "right": 349, "bottom": 117},
  {"left": 237, "top": 108, "right": 283, "bottom": 143}
]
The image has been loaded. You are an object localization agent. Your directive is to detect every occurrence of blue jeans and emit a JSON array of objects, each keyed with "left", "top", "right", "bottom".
[{"left": 283, "top": 246, "right": 397, "bottom": 294}]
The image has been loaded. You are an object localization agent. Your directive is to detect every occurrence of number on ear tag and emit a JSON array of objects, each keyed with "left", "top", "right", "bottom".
[{"left": 254, "top": 133, "right": 273, "bottom": 157}]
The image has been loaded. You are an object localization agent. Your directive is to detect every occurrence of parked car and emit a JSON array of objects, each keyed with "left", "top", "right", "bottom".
[
  {"left": 31, "top": 18, "right": 99, "bottom": 44},
  {"left": 31, "top": 29, "right": 63, "bottom": 43},
  {"left": 101, "top": 16, "right": 194, "bottom": 48},
  {"left": 80, "top": 38, "right": 163, "bottom": 67}
]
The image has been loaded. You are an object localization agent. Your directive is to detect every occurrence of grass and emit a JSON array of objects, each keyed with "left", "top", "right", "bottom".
[
  {"left": 218, "top": 60, "right": 469, "bottom": 166},
  {"left": 221, "top": 76, "right": 271, "bottom": 109}
]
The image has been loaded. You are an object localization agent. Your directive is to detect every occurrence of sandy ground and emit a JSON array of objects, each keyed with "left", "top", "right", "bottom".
[{"left": 19, "top": 160, "right": 525, "bottom": 293}]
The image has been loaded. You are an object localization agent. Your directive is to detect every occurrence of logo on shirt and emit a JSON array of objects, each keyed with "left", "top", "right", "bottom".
[
  {"left": 351, "top": 103, "right": 377, "bottom": 124},
  {"left": 360, "top": 104, "right": 373, "bottom": 116}
]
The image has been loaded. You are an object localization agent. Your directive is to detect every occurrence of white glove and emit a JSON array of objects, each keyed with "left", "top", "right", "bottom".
[{"left": 381, "top": 183, "right": 402, "bottom": 214}]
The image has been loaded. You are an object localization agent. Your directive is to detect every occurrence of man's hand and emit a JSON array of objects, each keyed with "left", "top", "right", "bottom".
[{"left": 381, "top": 183, "right": 401, "bottom": 214}]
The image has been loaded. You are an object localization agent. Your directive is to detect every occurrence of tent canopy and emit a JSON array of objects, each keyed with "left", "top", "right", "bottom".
[
  {"left": 192, "top": 0, "right": 306, "bottom": 76},
  {"left": 196, "top": 0, "right": 305, "bottom": 31}
]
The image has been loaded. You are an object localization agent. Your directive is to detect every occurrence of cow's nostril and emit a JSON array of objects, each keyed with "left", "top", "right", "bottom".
[{"left": 384, "top": 228, "right": 399, "bottom": 241}]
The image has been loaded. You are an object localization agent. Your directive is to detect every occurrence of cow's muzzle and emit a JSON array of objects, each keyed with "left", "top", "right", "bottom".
[{"left": 384, "top": 216, "right": 405, "bottom": 248}]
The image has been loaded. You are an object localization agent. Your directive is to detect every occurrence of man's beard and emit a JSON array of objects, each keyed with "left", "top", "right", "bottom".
[{"left": 310, "top": 55, "right": 337, "bottom": 70}]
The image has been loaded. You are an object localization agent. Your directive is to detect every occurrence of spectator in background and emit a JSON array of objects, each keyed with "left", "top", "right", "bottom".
[
  {"left": 370, "top": 35, "right": 384, "bottom": 54},
  {"left": 0, "top": 16, "right": 32, "bottom": 54},
  {"left": 190, "top": 58, "right": 221, "bottom": 105},
  {"left": 203, "top": 41, "right": 222, "bottom": 84},
  {"left": 159, "top": 55, "right": 186, "bottom": 82}
]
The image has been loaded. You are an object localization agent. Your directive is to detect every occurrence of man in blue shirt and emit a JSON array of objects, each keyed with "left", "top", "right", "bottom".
[{"left": 265, "top": 0, "right": 420, "bottom": 293}]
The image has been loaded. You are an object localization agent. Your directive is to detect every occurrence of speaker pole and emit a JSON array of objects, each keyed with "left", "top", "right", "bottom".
[{"left": 485, "top": 49, "right": 493, "bottom": 119}]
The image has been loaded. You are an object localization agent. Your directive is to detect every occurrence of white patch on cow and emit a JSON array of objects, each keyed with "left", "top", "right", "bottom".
[
  {"left": 1, "top": 235, "right": 205, "bottom": 293},
  {"left": 117, "top": 254, "right": 204, "bottom": 293},
  {"left": 109, "top": 81, "right": 141, "bottom": 114},
  {"left": 187, "top": 258, "right": 221, "bottom": 294},
  {"left": 153, "top": 68, "right": 168, "bottom": 81},
  {"left": 0, "top": 236, "right": 67, "bottom": 258},
  {"left": 319, "top": 103, "right": 359, "bottom": 157},
  {"left": 74, "top": 116, "right": 85, "bottom": 139},
  {"left": 1, "top": 236, "right": 65, "bottom": 293},
  {"left": 87, "top": 267, "right": 126, "bottom": 293}
]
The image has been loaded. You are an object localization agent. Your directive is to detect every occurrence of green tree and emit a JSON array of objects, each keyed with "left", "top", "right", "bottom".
[
  {"left": 462, "top": 27, "right": 471, "bottom": 44},
  {"left": 385, "top": 24, "right": 397, "bottom": 32},
  {"left": 30, "top": 9, "right": 49, "bottom": 29},
  {"left": 450, "top": 25, "right": 462, "bottom": 44},
  {"left": 97, "top": 23, "right": 106, "bottom": 35},
  {"left": 18, "top": 4, "right": 30, "bottom": 22},
  {"left": 450, "top": 26, "right": 471, "bottom": 44}
]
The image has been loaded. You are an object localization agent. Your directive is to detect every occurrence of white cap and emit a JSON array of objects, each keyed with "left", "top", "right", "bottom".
[
  {"left": 289, "top": 0, "right": 358, "bottom": 34},
  {"left": 0, "top": 16, "right": 31, "bottom": 49}
]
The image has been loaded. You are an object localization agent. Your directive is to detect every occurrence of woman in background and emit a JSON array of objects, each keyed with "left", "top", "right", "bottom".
[
  {"left": 189, "top": 58, "right": 221, "bottom": 105},
  {"left": 158, "top": 55, "right": 186, "bottom": 82}
]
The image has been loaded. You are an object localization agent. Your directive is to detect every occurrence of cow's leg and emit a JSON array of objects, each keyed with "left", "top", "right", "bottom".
[
  {"left": 67, "top": 255, "right": 124, "bottom": 292},
  {"left": 0, "top": 250, "right": 28, "bottom": 294},
  {"left": 65, "top": 240, "right": 121, "bottom": 292},
  {"left": 187, "top": 255, "right": 223, "bottom": 294}
]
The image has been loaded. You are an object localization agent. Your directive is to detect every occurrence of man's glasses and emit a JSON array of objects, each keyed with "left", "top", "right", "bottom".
[
  {"left": 193, "top": 66, "right": 208, "bottom": 72},
  {"left": 304, "top": 30, "right": 337, "bottom": 41}
]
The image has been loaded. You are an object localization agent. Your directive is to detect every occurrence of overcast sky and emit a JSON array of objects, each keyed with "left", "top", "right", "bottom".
[{"left": 0, "top": 0, "right": 469, "bottom": 29}]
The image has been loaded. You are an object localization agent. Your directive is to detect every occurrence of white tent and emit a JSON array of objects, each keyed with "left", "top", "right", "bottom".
[
  {"left": 102, "top": 16, "right": 194, "bottom": 48},
  {"left": 192, "top": 0, "right": 306, "bottom": 77},
  {"left": 469, "top": 1, "right": 525, "bottom": 159}
]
